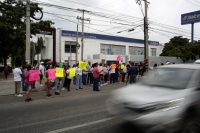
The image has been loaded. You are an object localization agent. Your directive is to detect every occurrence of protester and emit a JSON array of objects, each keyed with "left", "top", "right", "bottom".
[
  {"left": 65, "top": 65, "right": 72, "bottom": 91},
  {"left": 45, "top": 66, "right": 53, "bottom": 97},
  {"left": 39, "top": 62, "right": 45, "bottom": 86},
  {"left": 13, "top": 64, "right": 23, "bottom": 97},
  {"left": 82, "top": 67, "right": 88, "bottom": 85},
  {"left": 22, "top": 62, "right": 28, "bottom": 91},
  {"left": 99, "top": 63, "right": 105, "bottom": 86},
  {"left": 3, "top": 65, "right": 9, "bottom": 79},
  {"left": 24, "top": 65, "right": 34, "bottom": 102},
  {"left": 128, "top": 62, "right": 138, "bottom": 84},
  {"left": 54, "top": 64, "right": 60, "bottom": 95},
  {"left": 115, "top": 61, "right": 119, "bottom": 83},
  {"left": 61, "top": 65, "right": 66, "bottom": 91},
  {"left": 103, "top": 64, "right": 108, "bottom": 85},
  {"left": 72, "top": 64, "right": 77, "bottom": 85},
  {"left": 76, "top": 63, "right": 83, "bottom": 90},
  {"left": 92, "top": 63, "right": 103, "bottom": 91},
  {"left": 87, "top": 61, "right": 93, "bottom": 85},
  {"left": 32, "top": 63, "right": 37, "bottom": 89},
  {"left": 109, "top": 62, "right": 116, "bottom": 84}
]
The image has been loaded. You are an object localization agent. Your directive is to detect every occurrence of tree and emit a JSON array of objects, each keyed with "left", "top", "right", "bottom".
[
  {"left": 0, "top": 0, "right": 54, "bottom": 66},
  {"left": 160, "top": 36, "right": 200, "bottom": 62}
]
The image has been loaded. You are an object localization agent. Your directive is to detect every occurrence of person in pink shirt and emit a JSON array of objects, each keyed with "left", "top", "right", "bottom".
[
  {"left": 92, "top": 63, "right": 103, "bottom": 91},
  {"left": 25, "top": 65, "right": 34, "bottom": 102}
]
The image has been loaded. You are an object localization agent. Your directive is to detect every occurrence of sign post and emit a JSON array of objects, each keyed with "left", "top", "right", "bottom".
[{"left": 181, "top": 10, "right": 200, "bottom": 44}]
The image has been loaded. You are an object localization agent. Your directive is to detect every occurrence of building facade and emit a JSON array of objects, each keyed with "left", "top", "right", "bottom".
[{"left": 37, "top": 30, "right": 164, "bottom": 65}]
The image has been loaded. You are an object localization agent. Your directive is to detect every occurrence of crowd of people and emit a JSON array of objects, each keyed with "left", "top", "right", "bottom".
[{"left": 12, "top": 60, "right": 174, "bottom": 102}]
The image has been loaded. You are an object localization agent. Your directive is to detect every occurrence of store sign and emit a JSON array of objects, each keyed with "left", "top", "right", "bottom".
[
  {"left": 62, "top": 32, "right": 96, "bottom": 39},
  {"left": 181, "top": 10, "right": 200, "bottom": 25},
  {"left": 62, "top": 30, "right": 159, "bottom": 45}
]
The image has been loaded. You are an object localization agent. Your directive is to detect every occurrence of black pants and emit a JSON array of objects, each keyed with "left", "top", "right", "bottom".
[
  {"left": 5, "top": 72, "right": 8, "bottom": 78},
  {"left": 110, "top": 73, "right": 115, "bottom": 84},
  {"left": 65, "top": 78, "right": 71, "bottom": 90},
  {"left": 122, "top": 73, "right": 126, "bottom": 83},
  {"left": 104, "top": 74, "right": 107, "bottom": 83},
  {"left": 87, "top": 73, "right": 93, "bottom": 84},
  {"left": 115, "top": 72, "right": 119, "bottom": 82}
]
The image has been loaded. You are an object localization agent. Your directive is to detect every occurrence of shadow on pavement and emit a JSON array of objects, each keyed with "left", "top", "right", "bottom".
[{"left": 115, "top": 122, "right": 144, "bottom": 133}]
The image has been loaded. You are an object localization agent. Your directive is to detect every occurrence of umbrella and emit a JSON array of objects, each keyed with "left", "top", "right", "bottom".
[{"left": 46, "top": 60, "right": 58, "bottom": 65}]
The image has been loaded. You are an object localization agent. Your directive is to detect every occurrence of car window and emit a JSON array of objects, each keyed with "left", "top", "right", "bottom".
[{"left": 142, "top": 68, "right": 195, "bottom": 89}]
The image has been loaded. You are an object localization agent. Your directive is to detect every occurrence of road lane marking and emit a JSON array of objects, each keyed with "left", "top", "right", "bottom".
[
  {"left": 46, "top": 117, "right": 114, "bottom": 133},
  {"left": 0, "top": 109, "right": 109, "bottom": 132}
]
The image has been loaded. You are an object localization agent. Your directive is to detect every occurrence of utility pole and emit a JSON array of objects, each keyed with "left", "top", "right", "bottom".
[
  {"left": 26, "top": 0, "right": 30, "bottom": 64},
  {"left": 76, "top": 24, "right": 78, "bottom": 63},
  {"left": 58, "top": 28, "right": 62, "bottom": 62},
  {"left": 77, "top": 9, "right": 90, "bottom": 61},
  {"left": 144, "top": 0, "right": 149, "bottom": 60}
]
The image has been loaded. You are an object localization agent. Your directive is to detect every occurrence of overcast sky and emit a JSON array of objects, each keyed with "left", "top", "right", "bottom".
[{"left": 33, "top": 0, "right": 200, "bottom": 44}]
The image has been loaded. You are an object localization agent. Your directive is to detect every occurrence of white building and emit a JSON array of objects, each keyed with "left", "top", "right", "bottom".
[{"left": 37, "top": 29, "right": 164, "bottom": 66}]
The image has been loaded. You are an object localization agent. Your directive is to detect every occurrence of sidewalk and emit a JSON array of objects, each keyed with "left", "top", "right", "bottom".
[{"left": 0, "top": 79, "right": 45, "bottom": 96}]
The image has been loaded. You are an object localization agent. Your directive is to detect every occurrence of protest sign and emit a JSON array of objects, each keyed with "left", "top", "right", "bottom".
[
  {"left": 56, "top": 68, "right": 64, "bottom": 77},
  {"left": 111, "top": 64, "right": 116, "bottom": 69},
  {"left": 79, "top": 61, "right": 88, "bottom": 70},
  {"left": 121, "top": 64, "right": 125, "bottom": 69},
  {"left": 59, "top": 62, "right": 63, "bottom": 68},
  {"left": 48, "top": 69, "right": 56, "bottom": 79},
  {"left": 117, "top": 55, "right": 121, "bottom": 61},
  {"left": 69, "top": 68, "right": 76, "bottom": 77},
  {"left": 29, "top": 70, "right": 39, "bottom": 81}
]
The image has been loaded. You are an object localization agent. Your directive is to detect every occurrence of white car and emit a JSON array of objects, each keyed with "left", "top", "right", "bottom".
[
  {"left": 107, "top": 64, "right": 200, "bottom": 133},
  {"left": 194, "top": 59, "right": 200, "bottom": 64}
]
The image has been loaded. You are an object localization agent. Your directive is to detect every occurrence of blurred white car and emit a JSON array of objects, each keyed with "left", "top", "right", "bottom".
[
  {"left": 107, "top": 64, "right": 200, "bottom": 133},
  {"left": 194, "top": 59, "right": 200, "bottom": 64}
]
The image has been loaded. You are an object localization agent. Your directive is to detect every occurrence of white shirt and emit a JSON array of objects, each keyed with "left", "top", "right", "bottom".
[
  {"left": 83, "top": 69, "right": 88, "bottom": 74},
  {"left": 13, "top": 68, "right": 22, "bottom": 81},
  {"left": 76, "top": 67, "right": 82, "bottom": 75},
  {"left": 39, "top": 65, "right": 44, "bottom": 75},
  {"left": 109, "top": 66, "right": 115, "bottom": 74},
  {"left": 66, "top": 70, "right": 72, "bottom": 79}
]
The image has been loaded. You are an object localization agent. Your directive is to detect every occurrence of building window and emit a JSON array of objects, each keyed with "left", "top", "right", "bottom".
[
  {"left": 129, "top": 47, "right": 144, "bottom": 55},
  {"left": 100, "top": 44, "right": 126, "bottom": 55},
  {"left": 151, "top": 48, "right": 156, "bottom": 56},
  {"left": 65, "top": 41, "right": 76, "bottom": 53}
]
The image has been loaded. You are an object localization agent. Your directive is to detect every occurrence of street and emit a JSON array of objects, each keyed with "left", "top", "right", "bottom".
[{"left": 0, "top": 82, "right": 142, "bottom": 133}]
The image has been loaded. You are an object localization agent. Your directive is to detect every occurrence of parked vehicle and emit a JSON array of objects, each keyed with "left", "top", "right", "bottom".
[{"left": 107, "top": 64, "right": 200, "bottom": 133}]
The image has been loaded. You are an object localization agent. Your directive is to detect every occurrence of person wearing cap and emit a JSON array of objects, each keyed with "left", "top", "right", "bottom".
[{"left": 39, "top": 62, "right": 45, "bottom": 86}]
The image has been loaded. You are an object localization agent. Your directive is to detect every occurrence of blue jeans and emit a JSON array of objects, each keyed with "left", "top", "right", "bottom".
[
  {"left": 76, "top": 75, "right": 82, "bottom": 89},
  {"left": 54, "top": 78, "right": 59, "bottom": 92},
  {"left": 129, "top": 75, "right": 136, "bottom": 84},
  {"left": 93, "top": 77, "right": 99, "bottom": 91},
  {"left": 22, "top": 74, "right": 26, "bottom": 91},
  {"left": 82, "top": 74, "right": 87, "bottom": 85},
  {"left": 61, "top": 77, "right": 65, "bottom": 87},
  {"left": 73, "top": 76, "right": 76, "bottom": 84}
]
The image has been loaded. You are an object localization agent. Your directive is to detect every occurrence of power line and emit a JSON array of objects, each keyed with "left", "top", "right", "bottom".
[{"left": 185, "top": 0, "right": 200, "bottom": 7}]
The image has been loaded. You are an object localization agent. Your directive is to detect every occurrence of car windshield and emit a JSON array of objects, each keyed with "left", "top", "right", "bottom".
[{"left": 142, "top": 68, "right": 195, "bottom": 89}]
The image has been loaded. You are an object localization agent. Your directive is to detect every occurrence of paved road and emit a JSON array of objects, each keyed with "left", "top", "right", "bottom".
[{"left": 0, "top": 82, "right": 143, "bottom": 133}]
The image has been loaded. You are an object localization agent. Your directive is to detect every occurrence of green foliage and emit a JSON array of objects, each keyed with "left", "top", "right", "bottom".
[
  {"left": 0, "top": 0, "right": 54, "bottom": 65},
  {"left": 160, "top": 36, "right": 200, "bottom": 62}
]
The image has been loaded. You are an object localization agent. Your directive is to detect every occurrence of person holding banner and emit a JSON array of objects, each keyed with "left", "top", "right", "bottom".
[
  {"left": 24, "top": 65, "right": 34, "bottom": 102},
  {"left": 76, "top": 63, "right": 83, "bottom": 90},
  {"left": 45, "top": 66, "right": 53, "bottom": 97},
  {"left": 65, "top": 65, "right": 73, "bottom": 91},
  {"left": 109, "top": 62, "right": 116, "bottom": 84},
  {"left": 121, "top": 63, "right": 126, "bottom": 83},
  {"left": 92, "top": 63, "right": 104, "bottom": 91},
  {"left": 103, "top": 64, "right": 108, "bottom": 85}
]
